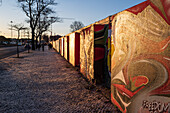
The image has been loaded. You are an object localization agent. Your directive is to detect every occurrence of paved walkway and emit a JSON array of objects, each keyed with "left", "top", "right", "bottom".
[{"left": 0, "top": 46, "right": 118, "bottom": 113}]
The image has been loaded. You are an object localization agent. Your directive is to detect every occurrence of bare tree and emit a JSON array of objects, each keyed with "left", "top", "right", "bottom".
[
  {"left": 12, "top": 24, "right": 28, "bottom": 58},
  {"left": 18, "top": 0, "right": 60, "bottom": 50},
  {"left": 70, "top": 21, "right": 84, "bottom": 32},
  {"left": 35, "top": 16, "right": 60, "bottom": 47}
]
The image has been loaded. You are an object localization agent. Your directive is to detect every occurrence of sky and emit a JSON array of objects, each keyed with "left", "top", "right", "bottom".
[{"left": 0, "top": 0, "right": 146, "bottom": 38}]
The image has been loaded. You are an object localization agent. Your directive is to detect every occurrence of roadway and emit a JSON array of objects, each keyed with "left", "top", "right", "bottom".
[{"left": 0, "top": 46, "right": 27, "bottom": 59}]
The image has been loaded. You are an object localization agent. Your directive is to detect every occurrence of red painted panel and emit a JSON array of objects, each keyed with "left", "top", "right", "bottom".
[
  {"left": 75, "top": 33, "right": 80, "bottom": 66},
  {"left": 59, "top": 39, "right": 62, "bottom": 55},
  {"left": 126, "top": 1, "right": 149, "bottom": 15},
  {"left": 94, "top": 48, "right": 105, "bottom": 61},
  {"left": 94, "top": 25, "right": 105, "bottom": 32}
]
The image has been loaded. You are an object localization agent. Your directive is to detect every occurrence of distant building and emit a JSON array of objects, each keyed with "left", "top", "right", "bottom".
[
  {"left": 50, "top": 35, "right": 62, "bottom": 41},
  {"left": 0, "top": 36, "right": 10, "bottom": 44},
  {"left": 42, "top": 35, "right": 62, "bottom": 43},
  {"left": 42, "top": 35, "right": 49, "bottom": 43}
]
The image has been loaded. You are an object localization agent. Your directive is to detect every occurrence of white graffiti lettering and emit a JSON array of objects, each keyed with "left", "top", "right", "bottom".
[{"left": 142, "top": 100, "right": 170, "bottom": 113}]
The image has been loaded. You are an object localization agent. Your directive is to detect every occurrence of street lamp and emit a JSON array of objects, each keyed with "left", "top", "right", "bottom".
[
  {"left": 26, "top": 29, "right": 30, "bottom": 53},
  {"left": 12, "top": 24, "right": 28, "bottom": 58},
  {"left": 10, "top": 21, "right": 13, "bottom": 38}
]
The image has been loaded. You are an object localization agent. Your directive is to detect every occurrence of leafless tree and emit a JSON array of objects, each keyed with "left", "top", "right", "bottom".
[
  {"left": 18, "top": 0, "right": 60, "bottom": 50},
  {"left": 12, "top": 24, "right": 28, "bottom": 58},
  {"left": 70, "top": 21, "right": 84, "bottom": 32},
  {"left": 35, "top": 16, "right": 60, "bottom": 48}
]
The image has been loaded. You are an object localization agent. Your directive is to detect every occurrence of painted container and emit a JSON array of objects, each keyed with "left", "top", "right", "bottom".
[
  {"left": 80, "top": 24, "right": 110, "bottom": 83},
  {"left": 61, "top": 37, "right": 64, "bottom": 56},
  {"left": 56, "top": 39, "right": 59, "bottom": 53},
  {"left": 67, "top": 36, "right": 70, "bottom": 61},
  {"left": 64, "top": 36, "right": 68, "bottom": 60},
  {"left": 111, "top": 1, "right": 170, "bottom": 113},
  {"left": 59, "top": 38, "right": 62, "bottom": 55},
  {"left": 69, "top": 32, "right": 80, "bottom": 66},
  {"left": 52, "top": 40, "right": 56, "bottom": 49}
]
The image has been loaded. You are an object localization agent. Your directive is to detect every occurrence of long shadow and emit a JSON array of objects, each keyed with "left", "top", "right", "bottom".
[{"left": 0, "top": 61, "right": 58, "bottom": 112}]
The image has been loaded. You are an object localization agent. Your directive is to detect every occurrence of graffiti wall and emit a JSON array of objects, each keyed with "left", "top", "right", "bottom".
[
  {"left": 80, "top": 24, "right": 111, "bottom": 84},
  {"left": 111, "top": 0, "right": 170, "bottom": 113},
  {"left": 80, "top": 26, "right": 94, "bottom": 81},
  {"left": 94, "top": 24, "right": 110, "bottom": 85}
]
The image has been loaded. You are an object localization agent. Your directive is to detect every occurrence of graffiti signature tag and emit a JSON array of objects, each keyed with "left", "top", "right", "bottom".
[{"left": 142, "top": 100, "right": 170, "bottom": 113}]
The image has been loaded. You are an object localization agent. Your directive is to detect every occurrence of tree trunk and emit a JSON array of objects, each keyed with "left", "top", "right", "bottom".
[
  {"left": 39, "top": 34, "right": 42, "bottom": 44},
  {"left": 36, "top": 36, "right": 38, "bottom": 49},
  {"left": 31, "top": 29, "right": 35, "bottom": 50}
]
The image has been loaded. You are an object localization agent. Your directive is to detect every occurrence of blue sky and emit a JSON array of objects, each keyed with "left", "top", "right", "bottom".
[{"left": 0, "top": 0, "right": 146, "bottom": 38}]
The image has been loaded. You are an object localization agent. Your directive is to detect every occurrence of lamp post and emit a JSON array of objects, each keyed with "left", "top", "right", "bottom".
[
  {"left": 10, "top": 21, "right": 13, "bottom": 38},
  {"left": 26, "top": 29, "right": 30, "bottom": 53},
  {"left": 12, "top": 24, "right": 27, "bottom": 58}
]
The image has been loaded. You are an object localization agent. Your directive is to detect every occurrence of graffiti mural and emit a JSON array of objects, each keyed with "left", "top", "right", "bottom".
[
  {"left": 94, "top": 24, "right": 110, "bottom": 85},
  {"left": 80, "top": 24, "right": 111, "bottom": 85},
  {"left": 80, "top": 26, "right": 94, "bottom": 81},
  {"left": 111, "top": 0, "right": 170, "bottom": 113}
]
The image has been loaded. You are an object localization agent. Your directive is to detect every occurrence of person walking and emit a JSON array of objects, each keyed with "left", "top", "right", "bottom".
[{"left": 42, "top": 43, "right": 44, "bottom": 51}]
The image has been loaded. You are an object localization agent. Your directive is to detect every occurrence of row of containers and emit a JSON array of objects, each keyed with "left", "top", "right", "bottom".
[{"left": 52, "top": 0, "right": 170, "bottom": 113}]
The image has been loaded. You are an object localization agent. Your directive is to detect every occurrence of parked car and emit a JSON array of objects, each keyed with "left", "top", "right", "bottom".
[
  {"left": 10, "top": 42, "right": 16, "bottom": 45},
  {"left": 2, "top": 42, "right": 8, "bottom": 45},
  {"left": 18, "top": 42, "right": 22, "bottom": 46}
]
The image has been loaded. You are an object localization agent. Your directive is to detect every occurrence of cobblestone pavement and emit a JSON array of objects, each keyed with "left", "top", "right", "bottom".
[{"left": 0, "top": 46, "right": 120, "bottom": 113}]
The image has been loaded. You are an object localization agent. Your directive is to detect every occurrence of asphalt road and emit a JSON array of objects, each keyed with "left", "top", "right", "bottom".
[{"left": 0, "top": 46, "right": 27, "bottom": 59}]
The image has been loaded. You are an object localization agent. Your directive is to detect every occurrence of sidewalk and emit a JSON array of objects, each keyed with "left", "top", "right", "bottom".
[{"left": 0, "top": 46, "right": 118, "bottom": 113}]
